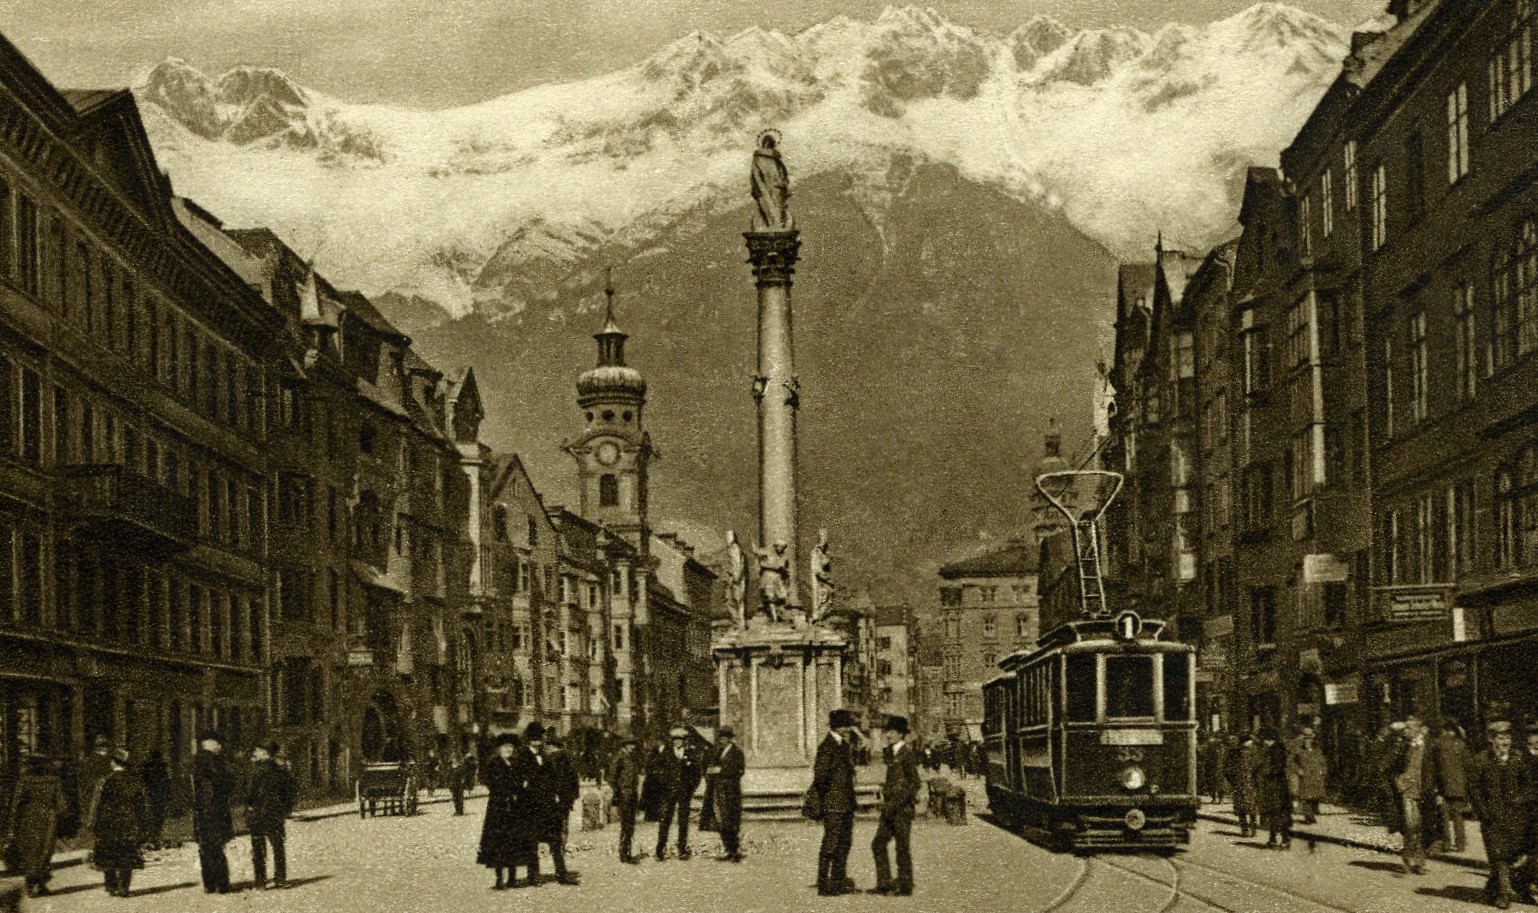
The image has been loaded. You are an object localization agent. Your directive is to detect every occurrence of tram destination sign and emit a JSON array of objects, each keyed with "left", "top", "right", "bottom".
[{"left": 1373, "top": 584, "right": 1456, "bottom": 623}]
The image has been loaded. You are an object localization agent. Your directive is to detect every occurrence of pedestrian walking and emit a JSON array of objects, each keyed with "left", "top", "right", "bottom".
[
  {"left": 90, "top": 748, "right": 150, "bottom": 898},
  {"left": 1390, "top": 716, "right": 1435, "bottom": 875},
  {"left": 535, "top": 732, "right": 580, "bottom": 886},
  {"left": 6, "top": 753, "right": 64, "bottom": 898},
  {"left": 1254, "top": 728, "right": 1292, "bottom": 849},
  {"left": 246, "top": 742, "right": 296, "bottom": 890},
  {"left": 448, "top": 753, "right": 467, "bottom": 816},
  {"left": 608, "top": 737, "right": 643, "bottom": 864},
  {"left": 650, "top": 726, "right": 702, "bottom": 861},
  {"left": 1433, "top": 719, "right": 1471, "bottom": 853},
  {"left": 425, "top": 749, "right": 441, "bottom": 797},
  {"left": 191, "top": 731, "right": 236, "bottom": 894},
  {"left": 870, "top": 715, "right": 919, "bottom": 896},
  {"left": 709, "top": 727, "right": 745, "bottom": 862},
  {"left": 478, "top": 734, "right": 524, "bottom": 890},
  {"left": 1225, "top": 733, "right": 1257, "bottom": 837},
  {"left": 1289, "top": 727, "right": 1328, "bottom": 825},
  {"left": 1471, "top": 721, "right": 1533, "bottom": 909},
  {"left": 812, "top": 708, "right": 859, "bottom": 896},
  {"left": 78, "top": 735, "right": 113, "bottom": 834},
  {"left": 139, "top": 750, "right": 171, "bottom": 850}
]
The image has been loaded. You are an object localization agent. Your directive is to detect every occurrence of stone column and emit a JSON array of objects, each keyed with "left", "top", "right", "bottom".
[{"left": 746, "top": 231, "right": 803, "bottom": 607}]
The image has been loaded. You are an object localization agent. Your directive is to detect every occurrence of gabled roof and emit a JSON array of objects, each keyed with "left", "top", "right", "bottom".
[
  {"left": 938, "top": 540, "right": 1038, "bottom": 580},
  {"left": 1238, "top": 167, "right": 1286, "bottom": 229},
  {"left": 1117, "top": 263, "right": 1157, "bottom": 324},
  {"left": 60, "top": 87, "right": 175, "bottom": 225},
  {"left": 338, "top": 289, "right": 409, "bottom": 342}
]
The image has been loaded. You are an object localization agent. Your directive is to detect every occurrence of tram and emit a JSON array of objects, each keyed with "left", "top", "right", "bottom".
[{"left": 983, "top": 471, "right": 1199, "bottom": 852}]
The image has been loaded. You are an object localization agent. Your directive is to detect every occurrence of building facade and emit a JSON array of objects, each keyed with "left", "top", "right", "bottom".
[{"left": 936, "top": 541, "right": 1039, "bottom": 739}]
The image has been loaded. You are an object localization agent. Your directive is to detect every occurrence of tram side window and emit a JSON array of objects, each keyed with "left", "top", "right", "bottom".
[
  {"left": 1163, "top": 654, "right": 1192, "bottom": 721},
  {"left": 1105, "top": 655, "right": 1155, "bottom": 719},
  {"left": 1065, "top": 654, "right": 1097, "bottom": 721}
]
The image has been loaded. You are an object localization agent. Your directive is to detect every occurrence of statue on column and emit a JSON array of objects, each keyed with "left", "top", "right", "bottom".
[
  {"left": 750, "top": 130, "right": 792, "bottom": 233},
  {"left": 809, "top": 529, "right": 834, "bottom": 624},
  {"left": 755, "top": 540, "right": 791, "bottom": 623},
  {"left": 723, "top": 530, "right": 747, "bottom": 629}
]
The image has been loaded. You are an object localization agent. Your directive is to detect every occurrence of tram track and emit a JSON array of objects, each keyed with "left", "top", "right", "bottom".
[{"left": 1038, "top": 857, "right": 1092, "bottom": 913}]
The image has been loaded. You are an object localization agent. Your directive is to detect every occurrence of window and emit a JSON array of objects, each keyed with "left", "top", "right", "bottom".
[
  {"left": 1370, "top": 163, "right": 1389, "bottom": 251},
  {"left": 1105, "top": 655, "right": 1155, "bottom": 718},
  {"left": 1405, "top": 131, "right": 1426, "bottom": 223},
  {"left": 527, "top": 516, "right": 538, "bottom": 547},
  {"left": 1498, "top": 468, "right": 1518, "bottom": 568},
  {"left": 599, "top": 473, "right": 619, "bottom": 507},
  {"left": 1449, "top": 480, "right": 1476, "bottom": 578},
  {"left": 19, "top": 369, "right": 38, "bottom": 465},
  {"left": 612, "top": 623, "right": 625, "bottom": 651},
  {"left": 51, "top": 387, "right": 68, "bottom": 465},
  {"left": 982, "top": 650, "right": 997, "bottom": 668},
  {"left": 940, "top": 587, "right": 961, "bottom": 607},
  {"left": 1344, "top": 140, "right": 1359, "bottom": 211},
  {"left": 15, "top": 195, "right": 35, "bottom": 296},
  {"left": 1242, "top": 321, "right": 1270, "bottom": 396},
  {"left": 1454, "top": 282, "right": 1478, "bottom": 398},
  {"left": 1448, "top": 82, "right": 1471, "bottom": 183},
  {"left": 982, "top": 613, "right": 996, "bottom": 638},
  {"left": 1410, "top": 311, "right": 1429, "bottom": 424},
  {"left": 1242, "top": 463, "right": 1274, "bottom": 533},
  {"left": 1489, "top": 3, "right": 1534, "bottom": 121},
  {"left": 1162, "top": 654, "right": 1191, "bottom": 721},
  {"left": 1322, "top": 582, "right": 1348, "bottom": 629},
  {"left": 1416, "top": 492, "right": 1438, "bottom": 584},
  {"left": 1289, "top": 429, "right": 1312, "bottom": 501},
  {"left": 1384, "top": 336, "right": 1396, "bottom": 439},
  {"left": 1065, "top": 654, "right": 1097, "bottom": 721},
  {"left": 1015, "top": 613, "right": 1030, "bottom": 638},
  {"left": 1519, "top": 219, "right": 1538, "bottom": 357},
  {"left": 1321, "top": 170, "right": 1335, "bottom": 237},
  {"left": 1299, "top": 193, "right": 1313, "bottom": 256},
  {"left": 1384, "top": 509, "right": 1404, "bottom": 584},
  {"left": 1285, "top": 297, "right": 1311, "bottom": 370},
  {"left": 1250, "top": 587, "right": 1277, "bottom": 649}
]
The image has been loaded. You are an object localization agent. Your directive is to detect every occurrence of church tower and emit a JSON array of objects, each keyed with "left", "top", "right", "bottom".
[{"left": 567, "top": 271, "right": 652, "bottom": 547}]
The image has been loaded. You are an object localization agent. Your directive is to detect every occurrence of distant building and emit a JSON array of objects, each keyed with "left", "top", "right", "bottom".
[
  {"left": 872, "top": 604, "right": 917, "bottom": 720},
  {"left": 936, "top": 541, "right": 1039, "bottom": 739}
]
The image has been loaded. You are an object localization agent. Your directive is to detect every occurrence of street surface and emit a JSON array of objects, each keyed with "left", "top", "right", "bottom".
[{"left": 18, "top": 792, "right": 1501, "bottom": 913}]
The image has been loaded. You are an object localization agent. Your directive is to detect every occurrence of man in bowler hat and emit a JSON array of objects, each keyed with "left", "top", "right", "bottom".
[
  {"left": 246, "top": 742, "right": 296, "bottom": 889},
  {"left": 608, "top": 737, "right": 644, "bottom": 863},
  {"left": 813, "top": 709, "right": 859, "bottom": 896},
  {"left": 709, "top": 726, "right": 745, "bottom": 861},
  {"left": 870, "top": 715, "right": 919, "bottom": 895},
  {"left": 191, "top": 731, "right": 236, "bottom": 893},
  {"left": 652, "top": 726, "right": 703, "bottom": 861}
]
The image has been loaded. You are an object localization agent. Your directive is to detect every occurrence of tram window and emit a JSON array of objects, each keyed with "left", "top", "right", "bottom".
[
  {"left": 1163, "top": 654, "right": 1192, "bottom": 721},
  {"left": 1105, "top": 655, "right": 1156, "bottom": 719},
  {"left": 1065, "top": 654, "right": 1097, "bottom": 721}
]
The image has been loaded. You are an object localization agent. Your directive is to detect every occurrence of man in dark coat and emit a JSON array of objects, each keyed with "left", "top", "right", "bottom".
[
  {"left": 515, "top": 722, "right": 572, "bottom": 886},
  {"left": 1225, "top": 734, "right": 1257, "bottom": 837},
  {"left": 246, "top": 742, "right": 297, "bottom": 890},
  {"left": 138, "top": 750, "right": 171, "bottom": 850},
  {"left": 8, "top": 753, "right": 64, "bottom": 897},
  {"left": 870, "top": 715, "right": 919, "bottom": 896},
  {"left": 478, "top": 734, "right": 523, "bottom": 889},
  {"left": 813, "top": 709, "right": 859, "bottom": 896},
  {"left": 1253, "top": 728, "right": 1292, "bottom": 849},
  {"left": 1390, "top": 717, "right": 1435, "bottom": 874},
  {"left": 78, "top": 735, "right": 113, "bottom": 836},
  {"left": 1471, "top": 721, "right": 1533, "bottom": 909},
  {"left": 531, "top": 731, "right": 579, "bottom": 886},
  {"left": 91, "top": 748, "right": 149, "bottom": 898},
  {"left": 191, "top": 731, "right": 236, "bottom": 894},
  {"left": 608, "top": 738, "right": 643, "bottom": 863},
  {"left": 651, "top": 726, "right": 703, "bottom": 861},
  {"left": 1433, "top": 720, "right": 1471, "bottom": 853},
  {"left": 448, "top": 752, "right": 467, "bottom": 816},
  {"left": 709, "top": 727, "right": 745, "bottom": 861}
]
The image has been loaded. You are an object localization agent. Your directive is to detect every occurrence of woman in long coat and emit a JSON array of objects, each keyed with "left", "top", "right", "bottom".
[
  {"left": 91, "top": 750, "right": 150, "bottom": 897},
  {"left": 1254, "top": 729, "right": 1293, "bottom": 849},
  {"left": 477, "top": 735, "right": 523, "bottom": 889},
  {"left": 8, "top": 754, "right": 65, "bottom": 897},
  {"left": 1289, "top": 729, "right": 1329, "bottom": 825},
  {"left": 1224, "top": 735, "right": 1257, "bottom": 837}
]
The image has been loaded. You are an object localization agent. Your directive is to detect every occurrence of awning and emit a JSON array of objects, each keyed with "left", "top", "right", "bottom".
[{"left": 351, "top": 560, "right": 407, "bottom": 596}]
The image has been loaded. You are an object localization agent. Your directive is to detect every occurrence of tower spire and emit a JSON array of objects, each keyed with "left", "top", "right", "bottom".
[{"left": 595, "top": 267, "right": 628, "bottom": 367}]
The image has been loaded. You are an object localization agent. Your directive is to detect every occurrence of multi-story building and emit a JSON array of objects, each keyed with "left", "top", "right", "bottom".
[
  {"left": 936, "top": 541, "right": 1039, "bottom": 739},
  {"left": 872, "top": 604, "right": 916, "bottom": 720},
  {"left": 912, "top": 615, "right": 945, "bottom": 744},
  {"left": 0, "top": 43, "right": 283, "bottom": 800}
]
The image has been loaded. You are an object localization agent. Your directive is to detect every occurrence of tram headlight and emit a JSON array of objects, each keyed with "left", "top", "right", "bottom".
[{"left": 1119, "top": 765, "right": 1146, "bottom": 791}]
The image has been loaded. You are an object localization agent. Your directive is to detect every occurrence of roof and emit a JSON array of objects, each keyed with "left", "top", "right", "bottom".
[
  {"left": 874, "top": 604, "right": 912, "bottom": 627},
  {"left": 338, "top": 290, "right": 409, "bottom": 342},
  {"left": 938, "top": 540, "right": 1038, "bottom": 580},
  {"left": 60, "top": 89, "right": 118, "bottom": 113},
  {"left": 1117, "top": 263, "right": 1157, "bottom": 321}
]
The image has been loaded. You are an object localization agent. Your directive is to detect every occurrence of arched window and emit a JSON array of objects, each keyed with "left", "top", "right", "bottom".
[{"left": 599, "top": 474, "right": 619, "bottom": 507}]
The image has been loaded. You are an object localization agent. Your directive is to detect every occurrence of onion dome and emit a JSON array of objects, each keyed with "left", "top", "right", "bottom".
[{"left": 577, "top": 272, "right": 647, "bottom": 403}]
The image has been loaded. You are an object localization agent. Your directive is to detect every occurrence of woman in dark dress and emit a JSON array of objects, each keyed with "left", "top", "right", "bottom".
[
  {"left": 91, "top": 749, "right": 150, "bottom": 897},
  {"left": 477, "top": 734, "right": 523, "bottom": 889}
]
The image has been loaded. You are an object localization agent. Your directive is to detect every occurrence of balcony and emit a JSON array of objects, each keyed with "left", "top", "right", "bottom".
[{"left": 60, "top": 464, "right": 196, "bottom": 558}]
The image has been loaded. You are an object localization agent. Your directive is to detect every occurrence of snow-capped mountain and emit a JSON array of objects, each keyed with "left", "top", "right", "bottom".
[{"left": 136, "top": 2, "right": 1349, "bottom": 320}]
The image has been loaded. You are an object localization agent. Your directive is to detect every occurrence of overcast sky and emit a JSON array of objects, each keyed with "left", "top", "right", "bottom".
[{"left": 0, "top": 0, "right": 1386, "bottom": 108}]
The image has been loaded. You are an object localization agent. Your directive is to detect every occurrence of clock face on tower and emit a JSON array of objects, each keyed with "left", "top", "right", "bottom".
[{"left": 595, "top": 441, "right": 622, "bottom": 466}]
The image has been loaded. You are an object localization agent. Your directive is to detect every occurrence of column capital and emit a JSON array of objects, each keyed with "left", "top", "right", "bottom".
[{"left": 744, "top": 231, "right": 801, "bottom": 285}]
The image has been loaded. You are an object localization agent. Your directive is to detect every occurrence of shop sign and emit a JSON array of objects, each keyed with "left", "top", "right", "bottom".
[
  {"left": 1206, "top": 614, "right": 1235, "bottom": 638},
  {"left": 1303, "top": 554, "right": 1350, "bottom": 584},
  {"left": 1375, "top": 585, "right": 1455, "bottom": 623},
  {"left": 1325, "top": 676, "right": 1361, "bottom": 705},
  {"left": 347, "top": 647, "right": 375, "bottom": 667}
]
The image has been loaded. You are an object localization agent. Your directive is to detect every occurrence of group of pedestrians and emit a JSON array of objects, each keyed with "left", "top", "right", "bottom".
[
  {"left": 1216, "top": 727, "right": 1309, "bottom": 849},
  {"left": 476, "top": 722, "right": 582, "bottom": 888},
  {"left": 806, "top": 710, "right": 920, "bottom": 897}
]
